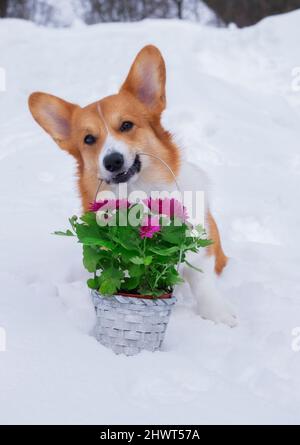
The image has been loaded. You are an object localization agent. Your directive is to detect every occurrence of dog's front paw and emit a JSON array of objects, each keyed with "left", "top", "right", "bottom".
[
  {"left": 215, "top": 302, "right": 238, "bottom": 328},
  {"left": 197, "top": 296, "right": 238, "bottom": 328}
]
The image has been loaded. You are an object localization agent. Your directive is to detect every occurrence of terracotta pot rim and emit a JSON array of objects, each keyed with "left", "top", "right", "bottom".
[{"left": 116, "top": 291, "right": 172, "bottom": 300}]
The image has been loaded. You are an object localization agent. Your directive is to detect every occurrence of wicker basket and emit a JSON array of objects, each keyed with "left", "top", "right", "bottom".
[{"left": 91, "top": 290, "right": 176, "bottom": 356}]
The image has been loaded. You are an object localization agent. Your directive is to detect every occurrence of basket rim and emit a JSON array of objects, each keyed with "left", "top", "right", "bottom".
[
  {"left": 91, "top": 289, "right": 175, "bottom": 301},
  {"left": 116, "top": 291, "right": 172, "bottom": 299}
]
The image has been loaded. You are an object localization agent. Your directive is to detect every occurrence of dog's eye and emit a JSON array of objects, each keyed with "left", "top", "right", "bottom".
[
  {"left": 84, "top": 134, "right": 96, "bottom": 145},
  {"left": 120, "top": 121, "right": 134, "bottom": 132}
]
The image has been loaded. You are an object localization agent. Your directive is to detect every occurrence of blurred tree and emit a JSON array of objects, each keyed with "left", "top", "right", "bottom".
[
  {"left": 82, "top": 0, "right": 188, "bottom": 23},
  {"left": 0, "top": 0, "right": 8, "bottom": 18},
  {"left": 4, "top": 0, "right": 76, "bottom": 26},
  {"left": 174, "top": 0, "right": 184, "bottom": 19},
  {"left": 0, "top": 0, "right": 212, "bottom": 23},
  {"left": 202, "top": 0, "right": 300, "bottom": 27},
  {"left": 6, "top": 0, "right": 298, "bottom": 27}
]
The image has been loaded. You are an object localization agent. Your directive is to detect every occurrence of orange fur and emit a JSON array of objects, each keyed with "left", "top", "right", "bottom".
[{"left": 207, "top": 211, "right": 228, "bottom": 275}]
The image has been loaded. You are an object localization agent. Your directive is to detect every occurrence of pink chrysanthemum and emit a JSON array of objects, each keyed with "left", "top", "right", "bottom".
[
  {"left": 108, "top": 199, "right": 131, "bottom": 210},
  {"left": 139, "top": 215, "right": 160, "bottom": 239},
  {"left": 143, "top": 198, "right": 188, "bottom": 220},
  {"left": 89, "top": 200, "right": 108, "bottom": 212},
  {"left": 89, "top": 199, "right": 130, "bottom": 212}
]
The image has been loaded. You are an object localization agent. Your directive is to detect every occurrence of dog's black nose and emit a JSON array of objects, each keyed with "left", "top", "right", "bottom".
[{"left": 103, "top": 152, "right": 124, "bottom": 173}]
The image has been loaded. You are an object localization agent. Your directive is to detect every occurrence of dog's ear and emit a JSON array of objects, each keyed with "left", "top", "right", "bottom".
[
  {"left": 28, "top": 92, "right": 78, "bottom": 153},
  {"left": 120, "top": 45, "right": 166, "bottom": 115}
]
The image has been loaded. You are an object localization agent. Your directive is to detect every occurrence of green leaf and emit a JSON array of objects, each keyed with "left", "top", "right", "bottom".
[
  {"left": 161, "top": 225, "right": 186, "bottom": 245},
  {"left": 76, "top": 223, "right": 96, "bottom": 239},
  {"left": 99, "top": 280, "right": 118, "bottom": 295},
  {"left": 101, "top": 267, "right": 124, "bottom": 281},
  {"left": 197, "top": 239, "right": 214, "bottom": 248},
  {"left": 111, "top": 226, "right": 140, "bottom": 251},
  {"left": 143, "top": 256, "right": 153, "bottom": 265},
  {"left": 122, "top": 276, "right": 139, "bottom": 291},
  {"left": 130, "top": 256, "right": 144, "bottom": 265},
  {"left": 76, "top": 223, "right": 114, "bottom": 248},
  {"left": 151, "top": 255, "right": 173, "bottom": 264},
  {"left": 80, "top": 212, "right": 97, "bottom": 225},
  {"left": 53, "top": 230, "right": 74, "bottom": 237},
  {"left": 79, "top": 236, "right": 114, "bottom": 249},
  {"left": 149, "top": 245, "right": 179, "bottom": 256},
  {"left": 69, "top": 215, "right": 78, "bottom": 231},
  {"left": 98, "top": 267, "right": 124, "bottom": 295},
  {"left": 115, "top": 247, "right": 139, "bottom": 263},
  {"left": 87, "top": 277, "right": 99, "bottom": 289},
  {"left": 83, "top": 245, "right": 100, "bottom": 272},
  {"left": 165, "top": 268, "right": 184, "bottom": 286},
  {"left": 128, "top": 263, "right": 144, "bottom": 277}
]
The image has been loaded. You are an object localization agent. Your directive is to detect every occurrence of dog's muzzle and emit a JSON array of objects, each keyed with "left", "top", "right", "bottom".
[{"left": 108, "top": 154, "right": 141, "bottom": 184}]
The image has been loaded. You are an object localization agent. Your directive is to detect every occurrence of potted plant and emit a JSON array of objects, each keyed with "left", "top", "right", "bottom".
[{"left": 56, "top": 198, "right": 212, "bottom": 356}]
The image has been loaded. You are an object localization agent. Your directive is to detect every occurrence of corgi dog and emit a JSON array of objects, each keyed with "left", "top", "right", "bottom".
[{"left": 28, "top": 45, "right": 237, "bottom": 327}]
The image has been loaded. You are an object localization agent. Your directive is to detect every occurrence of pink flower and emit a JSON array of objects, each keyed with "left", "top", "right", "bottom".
[
  {"left": 139, "top": 215, "right": 160, "bottom": 239},
  {"left": 89, "top": 199, "right": 130, "bottom": 212},
  {"left": 89, "top": 200, "right": 108, "bottom": 212},
  {"left": 108, "top": 199, "right": 130, "bottom": 210},
  {"left": 143, "top": 198, "right": 188, "bottom": 220}
]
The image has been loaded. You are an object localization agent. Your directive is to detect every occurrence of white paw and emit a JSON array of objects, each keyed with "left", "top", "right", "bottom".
[
  {"left": 215, "top": 304, "right": 238, "bottom": 328},
  {"left": 197, "top": 297, "right": 238, "bottom": 328}
]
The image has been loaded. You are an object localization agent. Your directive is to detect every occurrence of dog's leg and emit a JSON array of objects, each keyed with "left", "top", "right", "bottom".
[
  {"left": 206, "top": 211, "right": 228, "bottom": 275},
  {"left": 183, "top": 251, "right": 238, "bottom": 327},
  {"left": 182, "top": 209, "right": 237, "bottom": 327}
]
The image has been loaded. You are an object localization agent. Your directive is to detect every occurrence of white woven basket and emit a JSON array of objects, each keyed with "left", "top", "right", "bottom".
[{"left": 91, "top": 290, "right": 176, "bottom": 356}]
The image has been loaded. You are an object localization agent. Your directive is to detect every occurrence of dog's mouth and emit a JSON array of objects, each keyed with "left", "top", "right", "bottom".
[{"left": 109, "top": 155, "right": 141, "bottom": 184}]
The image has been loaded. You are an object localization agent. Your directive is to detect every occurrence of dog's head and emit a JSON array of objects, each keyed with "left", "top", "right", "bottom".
[{"left": 28, "top": 45, "right": 180, "bottom": 206}]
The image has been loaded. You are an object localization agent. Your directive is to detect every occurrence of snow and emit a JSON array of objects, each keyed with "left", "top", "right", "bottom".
[{"left": 1, "top": 11, "right": 300, "bottom": 424}]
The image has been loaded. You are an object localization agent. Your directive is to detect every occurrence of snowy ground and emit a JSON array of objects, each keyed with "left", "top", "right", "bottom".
[{"left": 1, "top": 12, "right": 300, "bottom": 424}]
